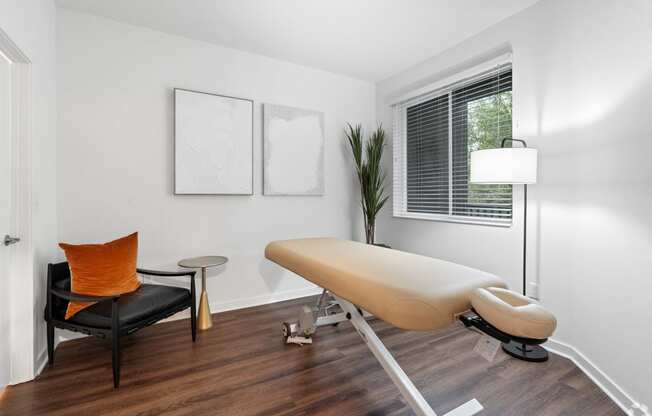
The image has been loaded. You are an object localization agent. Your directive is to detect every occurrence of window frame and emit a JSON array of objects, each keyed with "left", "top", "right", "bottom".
[{"left": 392, "top": 56, "right": 514, "bottom": 227}]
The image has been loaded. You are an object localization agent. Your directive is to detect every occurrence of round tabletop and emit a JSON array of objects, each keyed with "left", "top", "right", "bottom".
[{"left": 178, "top": 255, "right": 228, "bottom": 269}]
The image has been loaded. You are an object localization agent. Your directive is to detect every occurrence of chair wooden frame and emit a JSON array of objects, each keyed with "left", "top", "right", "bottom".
[{"left": 45, "top": 262, "right": 197, "bottom": 388}]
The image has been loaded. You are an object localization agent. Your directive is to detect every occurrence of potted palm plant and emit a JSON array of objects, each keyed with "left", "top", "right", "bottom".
[{"left": 345, "top": 123, "right": 389, "bottom": 245}]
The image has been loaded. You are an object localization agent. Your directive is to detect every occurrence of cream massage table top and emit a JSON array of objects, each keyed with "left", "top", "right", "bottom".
[{"left": 265, "top": 238, "right": 506, "bottom": 331}]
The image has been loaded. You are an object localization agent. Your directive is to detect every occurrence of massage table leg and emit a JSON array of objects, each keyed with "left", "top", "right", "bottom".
[
  {"left": 314, "top": 311, "right": 348, "bottom": 326},
  {"left": 281, "top": 292, "right": 483, "bottom": 414},
  {"left": 282, "top": 291, "right": 369, "bottom": 342},
  {"left": 314, "top": 289, "right": 348, "bottom": 326},
  {"left": 333, "top": 295, "right": 483, "bottom": 416},
  {"left": 314, "top": 290, "right": 371, "bottom": 327}
]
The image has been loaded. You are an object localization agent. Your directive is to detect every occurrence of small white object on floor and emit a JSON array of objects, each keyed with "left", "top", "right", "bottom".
[
  {"left": 474, "top": 335, "right": 500, "bottom": 362},
  {"left": 445, "top": 399, "right": 484, "bottom": 416},
  {"left": 286, "top": 335, "right": 313, "bottom": 345}
]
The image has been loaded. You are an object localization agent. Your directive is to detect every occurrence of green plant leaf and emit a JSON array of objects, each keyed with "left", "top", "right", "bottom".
[{"left": 345, "top": 123, "right": 388, "bottom": 243}]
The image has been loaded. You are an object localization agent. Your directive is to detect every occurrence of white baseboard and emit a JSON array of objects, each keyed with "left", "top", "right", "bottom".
[
  {"left": 34, "top": 348, "right": 48, "bottom": 381},
  {"left": 160, "top": 285, "right": 323, "bottom": 323},
  {"left": 546, "top": 339, "right": 649, "bottom": 416},
  {"left": 212, "top": 286, "right": 323, "bottom": 313}
]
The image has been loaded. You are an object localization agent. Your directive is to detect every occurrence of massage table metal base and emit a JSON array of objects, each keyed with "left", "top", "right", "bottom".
[
  {"left": 282, "top": 290, "right": 484, "bottom": 416},
  {"left": 501, "top": 341, "right": 548, "bottom": 362},
  {"left": 282, "top": 289, "right": 371, "bottom": 345},
  {"left": 459, "top": 312, "right": 550, "bottom": 363}
]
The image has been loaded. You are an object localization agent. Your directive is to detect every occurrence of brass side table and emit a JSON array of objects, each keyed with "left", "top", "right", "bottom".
[{"left": 178, "top": 255, "right": 228, "bottom": 331}]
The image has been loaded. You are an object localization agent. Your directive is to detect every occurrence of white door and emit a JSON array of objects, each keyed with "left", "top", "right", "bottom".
[{"left": 0, "top": 48, "right": 13, "bottom": 388}]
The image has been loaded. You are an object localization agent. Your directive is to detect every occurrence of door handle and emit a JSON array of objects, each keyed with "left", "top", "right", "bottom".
[{"left": 3, "top": 235, "right": 20, "bottom": 246}]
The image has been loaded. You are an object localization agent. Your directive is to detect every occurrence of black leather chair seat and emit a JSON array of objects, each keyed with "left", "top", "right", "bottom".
[{"left": 64, "top": 284, "right": 190, "bottom": 329}]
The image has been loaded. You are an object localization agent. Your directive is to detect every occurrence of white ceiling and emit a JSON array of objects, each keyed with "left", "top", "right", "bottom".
[{"left": 56, "top": 0, "right": 539, "bottom": 81}]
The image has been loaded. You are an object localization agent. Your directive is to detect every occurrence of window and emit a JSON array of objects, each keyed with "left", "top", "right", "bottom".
[{"left": 393, "top": 63, "right": 513, "bottom": 226}]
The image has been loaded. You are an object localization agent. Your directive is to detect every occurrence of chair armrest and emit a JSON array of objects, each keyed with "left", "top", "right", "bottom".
[
  {"left": 50, "top": 288, "right": 119, "bottom": 303},
  {"left": 137, "top": 268, "right": 196, "bottom": 278}
]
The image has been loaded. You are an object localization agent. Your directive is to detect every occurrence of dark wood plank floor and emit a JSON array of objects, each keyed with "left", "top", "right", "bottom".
[{"left": 1, "top": 296, "right": 623, "bottom": 416}]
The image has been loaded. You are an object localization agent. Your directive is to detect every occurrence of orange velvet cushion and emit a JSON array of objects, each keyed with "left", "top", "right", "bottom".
[{"left": 59, "top": 232, "right": 141, "bottom": 319}]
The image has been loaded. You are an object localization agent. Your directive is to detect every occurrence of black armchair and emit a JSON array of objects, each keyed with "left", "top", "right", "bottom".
[{"left": 45, "top": 262, "right": 197, "bottom": 388}]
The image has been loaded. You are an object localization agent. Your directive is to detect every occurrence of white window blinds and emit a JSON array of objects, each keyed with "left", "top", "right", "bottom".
[{"left": 393, "top": 63, "right": 513, "bottom": 226}]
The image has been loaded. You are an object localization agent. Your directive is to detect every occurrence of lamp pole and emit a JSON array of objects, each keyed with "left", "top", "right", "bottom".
[
  {"left": 501, "top": 138, "right": 529, "bottom": 297},
  {"left": 523, "top": 183, "right": 527, "bottom": 297}
]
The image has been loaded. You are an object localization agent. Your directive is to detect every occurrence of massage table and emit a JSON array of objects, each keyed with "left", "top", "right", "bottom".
[{"left": 265, "top": 238, "right": 556, "bottom": 416}]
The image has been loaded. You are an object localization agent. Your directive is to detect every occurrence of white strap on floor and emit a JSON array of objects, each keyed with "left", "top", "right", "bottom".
[
  {"left": 333, "top": 295, "right": 483, "bottom": 416},
  {"left": 444, "top": 399, "right": 484, "bottom": 416}
]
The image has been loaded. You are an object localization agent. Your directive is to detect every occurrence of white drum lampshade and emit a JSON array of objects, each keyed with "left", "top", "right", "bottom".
[{"left": 470, "top": 148, "right": 538, "bottom": 185}]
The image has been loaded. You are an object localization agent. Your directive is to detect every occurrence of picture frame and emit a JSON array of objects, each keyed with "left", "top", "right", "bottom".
[{"left": 174, "top": 88, "right": 254, "bottom": 195}]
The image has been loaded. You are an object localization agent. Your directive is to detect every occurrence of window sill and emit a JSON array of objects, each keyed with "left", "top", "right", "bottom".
[{"left": 393, "top": 212, "right": 512, "bottom": 228}]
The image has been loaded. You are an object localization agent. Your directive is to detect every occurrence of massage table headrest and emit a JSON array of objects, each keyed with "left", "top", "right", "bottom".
[{"left": 470, "top": 287, "right": 557, "bottom": 340}]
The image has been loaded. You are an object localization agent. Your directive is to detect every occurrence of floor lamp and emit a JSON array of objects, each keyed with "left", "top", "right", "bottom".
[{"left": 470, "top": 139, "right": 547, "bottom": 361}]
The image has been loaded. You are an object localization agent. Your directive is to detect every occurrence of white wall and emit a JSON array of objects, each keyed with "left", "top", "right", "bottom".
[
  {"left": 0, "top": 0, "right": 58, "bottom": 383},
  {"left": 376, "top": 0, "right": 652, "bottom": 410},
  {"left": 57, "top": 9, "right": 374, "bottom": 316}
]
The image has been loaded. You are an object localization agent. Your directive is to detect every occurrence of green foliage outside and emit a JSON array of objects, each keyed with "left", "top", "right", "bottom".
[{"left": 466, "top": 91, "right": 513, "bottom": 210}]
